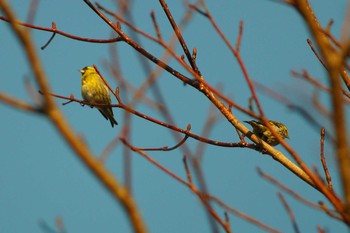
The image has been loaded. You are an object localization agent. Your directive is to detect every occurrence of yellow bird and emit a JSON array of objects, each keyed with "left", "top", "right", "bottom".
[{"left": 80, "top": 66, "right": 118, "bottom": 127}]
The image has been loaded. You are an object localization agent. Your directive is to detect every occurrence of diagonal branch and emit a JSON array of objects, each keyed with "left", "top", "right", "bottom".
[{"left": 159, "top": 0, "right": 201, "bottom": 75}]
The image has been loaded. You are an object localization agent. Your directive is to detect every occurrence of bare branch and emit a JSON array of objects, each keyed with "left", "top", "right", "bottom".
[
  {"left": 320, "top": 128, "right": 333, "bottom": 191},
  {"left": 0, "top": 16, "right": 122, "bottom": 47},
  {"left": 293, "top": 0, "right": 350, "bottom": 218},
  {"left": 159, "top": 0, "right": 201, "bottom": 75},
  {"left": 278, "top": 192, "right": 300, "bottom": 233},
  {"left": 208, "top": 195, "right": 282, "bottom": 233},
  {"left": 0, "top": 92, "right": 42, "bottom": 113}
]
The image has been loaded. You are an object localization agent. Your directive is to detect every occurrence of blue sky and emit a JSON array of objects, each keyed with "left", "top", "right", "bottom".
[{"left": 1, "top": 1, "right": 349, "bottom": 232}]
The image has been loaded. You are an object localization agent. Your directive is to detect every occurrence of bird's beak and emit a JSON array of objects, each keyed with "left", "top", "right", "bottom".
[{"left": 79, "top": 69, "right": 84, "bottom": 74}]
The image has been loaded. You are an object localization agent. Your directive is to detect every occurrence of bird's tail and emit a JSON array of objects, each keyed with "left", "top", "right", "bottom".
[{"left": 98, "top": 108, "right": 118, "bottom": 127}]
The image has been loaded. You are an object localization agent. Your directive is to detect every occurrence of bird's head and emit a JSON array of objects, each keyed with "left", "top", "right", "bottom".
[{"left": 80, "top": 66, "right": 96, "bottom": 75}]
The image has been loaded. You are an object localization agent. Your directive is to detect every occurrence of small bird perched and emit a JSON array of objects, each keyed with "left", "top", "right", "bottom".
[
  {"left": 244, "top": 120, "right": 289, "bottom": 146},
  {"left": 80, "top": 66, "right": 118, "bottom": 127}
]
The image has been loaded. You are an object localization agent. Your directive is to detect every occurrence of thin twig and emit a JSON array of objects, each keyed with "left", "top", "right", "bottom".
[
  {"left": 320, "top": 128, "right": 333, "bottom": 191},
  {"left": 291, "top": 70, "right": 350, "bottom": 104},
  {"left": 121, "top": 138, "right": 189, "bottom": 185},
  {"left": 312, "top": 92, "right": 331, "bottom": 118},
  {"left": 195, "top": 105, "right": 218, "bottom": 161},
  {"left": 198, "top": 1, "right": 265, "bottom": 117},
  {"left": 26, "top": 0, "right": 39, "bottom": 24},
  {"left": 318, "top": 201, "right": 343, "bottom": 220},
  {"left": 278, "top": 193, "right": 300, "bottom": 233},
  {"left": 224, "top": 212, "right": 231, "bottom": 231},
  {"left": 192, "top": 158, "right": 221, "bottom": 233},
  {"left": 208, "top": 195, "right": 282, "bottom": 233},
  {"left": 258, "top": 167, "right": 342, "bottom": 220},
  {"left": 235, "top": 20, "right": 244, "bottom": 53},
  {"left": 258, "top": 168, "right": 322, "bottom": 210},
  {"left": 41, "top": 22, "right": 57, "bottom": 49},
  {"left": 159, "top": 0, "right": 201, "bottom": 75},
  {"left": 183, "top": 155, "right": 193, "bottom": 185},
  {"left": 0, "top": 16, "right": 122, "bottom": 47},
  {"left": 150, "top": 11, "right": 162, "bottom": 41},
  {"left": 99, "top": 136, "right": 120, "bottom": 163},
  {"left": 307, "top": 38, "right": 327, "bottom": 69},
  {"left": 134, "top": 125, "right": 190, "bottom": 151},
  {"left": 188, "top": 3, "right": 208, "bottom": 17}
]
